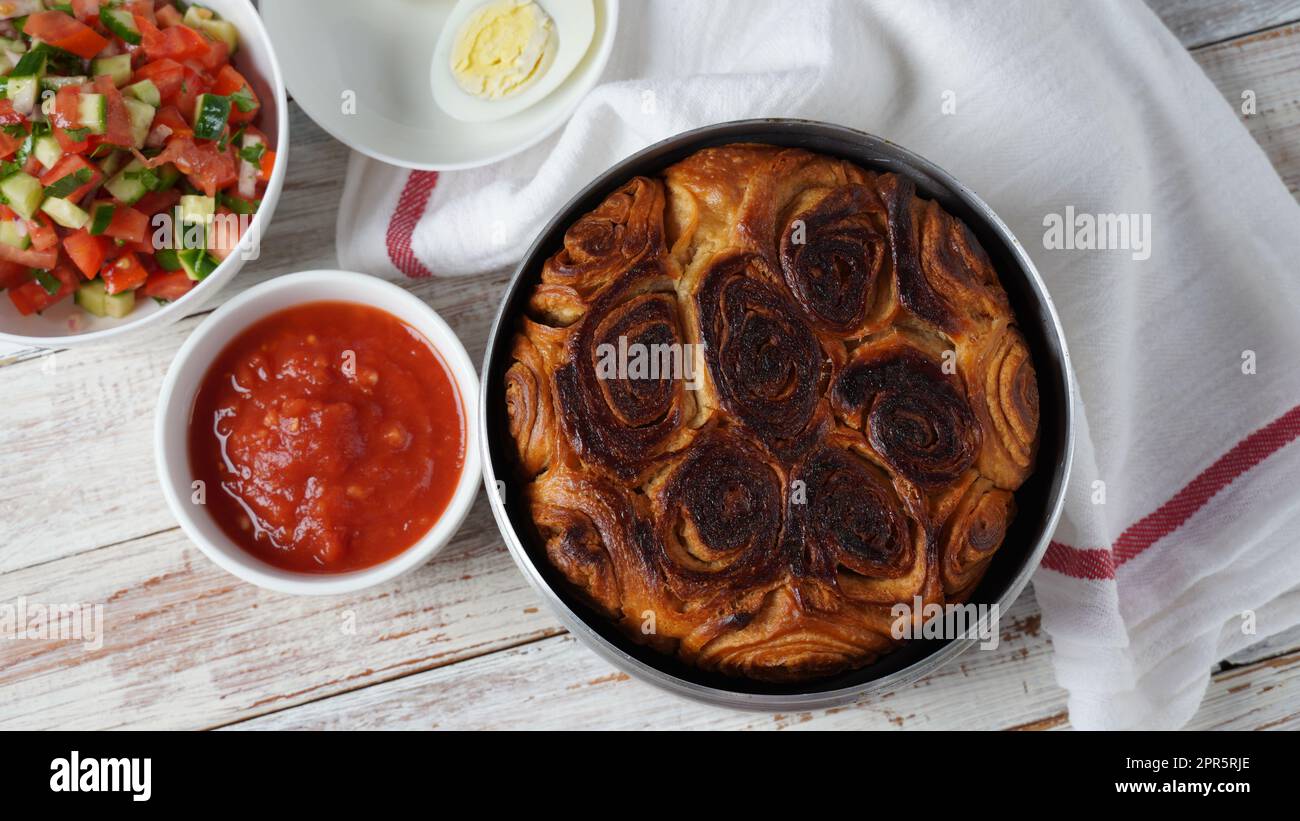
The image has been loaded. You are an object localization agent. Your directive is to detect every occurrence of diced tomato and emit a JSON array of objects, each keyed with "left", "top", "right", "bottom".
[
  {"left": 103, "top": 205, "right": 149, "bottom": 244},
  {"left": 7, "top": 266, "right": 78, "bottom": 316},
  {"left": 0, "top": 260, "right": 30, "bottom": 290},
  {"left": 168, "top": 25, "right": 212, "bottom": 60},
  {"left": 207, "top": 208, "right": 245, "bottom": 262},
  {"left": 23, "top": 12, "right": 110, "bottom": 60},
  {"left": 0, "top": 126, "right": 23, "bottom": 160},
  {"left": 135, "top": 137, "right": 236, "bottom": 197},
  {"left": 155, "top": 4, "right": 183, "bottom": 28},
  {"left": 175, "top": 65, "right": 209, "bottom": 122},
  {"left": 140, "top": 17, "right": 210, "bottom": 62},
  {"left": 63, "top": 229, "right": 109, "bottom": 279},
  {"left": 0, "top": 241, "right": 59, "bottom": 269},
  {"left": 195, "top": 37, "right": 228, "bottom": 74},
  {"left": 101, "top": 251, "right": 148, "bottom": 294},
  {"left": 141, "top": 269, "right": 194, "bottom": 301},
  {"left": 72, "top": 0, "right": 104, "bottom": 23},
  {"left": 134, "top": 189, "right": 181, "bottom": 218},
  {"left": 0, "top": 99, "right": 24, "bottom": 126},
  {"left": 211, "top": 65, "right": 260, "bottom": 125},
  {"left": 26, "top": 214, "right": 59, "bottom": 252},
  {"left": 153, "top": 105, "right": 193, "bottom": 139},
  {"left": 122, "top": 0, "right": 154, "bottom": 24},
  {"left": 52, "top": 86, "right": 92, "bottom": 154},
  {"left": 54, "top": 127, "right": 91, "bottom": 154},
  {"left": 71, "top": 0, "right": 100, "bottom": 22},
  {"left": 92, "top": 75, "right": 136, "bottom": 149},
  {"left": 39, "top": 154, "right": 103, "bottom": 204},
  {"left": 258, "top": 149, "right": 276, "bottom": 184},
  {"left": 134, "top": 58, "right": 185, "bottom": 103}
]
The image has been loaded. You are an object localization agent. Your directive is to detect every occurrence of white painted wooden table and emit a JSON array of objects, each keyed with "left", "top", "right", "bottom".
[{"left": 2, "top": 1, "right": 1299, "bottom": 731}]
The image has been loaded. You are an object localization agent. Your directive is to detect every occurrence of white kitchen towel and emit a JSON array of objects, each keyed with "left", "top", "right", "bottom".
[{"left": 336, "top": 0, "right": 1300, "bottom": 729}]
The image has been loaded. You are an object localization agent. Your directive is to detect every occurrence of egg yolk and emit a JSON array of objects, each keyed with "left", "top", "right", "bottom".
[{"left": 451, "top": 0, "right": 556, "bottom": 100}]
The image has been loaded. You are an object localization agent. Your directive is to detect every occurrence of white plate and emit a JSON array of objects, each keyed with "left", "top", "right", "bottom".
[
  {"left": 261, "top": 0, "right": 619, "bottom": 170},
  {"left": 0, "top": 0, "right": 289, "bottom": 348}
]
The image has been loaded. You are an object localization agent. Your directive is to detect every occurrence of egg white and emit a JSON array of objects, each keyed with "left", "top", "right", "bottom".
[{"left": 431, "top": 0, "right": 596, "bottom": 123}]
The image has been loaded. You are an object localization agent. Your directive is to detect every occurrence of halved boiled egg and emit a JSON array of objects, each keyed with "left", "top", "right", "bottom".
[{"left": 431, "top": 0, "right": 596, "bottom": 123}]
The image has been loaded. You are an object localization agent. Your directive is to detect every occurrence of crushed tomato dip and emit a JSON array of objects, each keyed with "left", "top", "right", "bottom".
[{"left": 189, "top": 301, "right": 465, "bottom": 572}]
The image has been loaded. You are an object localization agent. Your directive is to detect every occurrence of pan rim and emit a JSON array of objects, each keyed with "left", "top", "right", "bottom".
[{"left": 478, "top": 118, "right": 1076, "bottom": 711}]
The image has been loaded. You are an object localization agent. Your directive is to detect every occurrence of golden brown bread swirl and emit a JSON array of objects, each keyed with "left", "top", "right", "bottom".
[{"left": 505, "top": 143, "right": 1039, "bottom": 680}]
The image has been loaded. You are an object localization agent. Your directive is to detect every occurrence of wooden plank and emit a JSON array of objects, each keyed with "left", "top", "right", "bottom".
[
  {"left": 231, "top": 590, "right": 1072, "bottom": 730},
  {"left": 1191, "top": 24, "right": 1300, "bottom": 196},
  {"left": 231, "top": 597, "right": 1300, "bottom": 731},
  {"left": 1147, "top": 0, "right": 1300, "bottom": 48},
  {"left": 0, "top": 508, "right": 560, "bottom": 730}
]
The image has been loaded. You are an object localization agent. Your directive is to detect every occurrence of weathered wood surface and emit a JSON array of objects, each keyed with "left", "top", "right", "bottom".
[
  {"left": 1147, "top": 0, "right": 1300, "bottom": 47},
  {"left": 2, "top": 5, "right": 1299, "bottom": 730}
]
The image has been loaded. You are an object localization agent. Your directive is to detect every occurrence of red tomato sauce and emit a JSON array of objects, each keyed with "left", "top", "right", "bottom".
[{"left": 189, "top": 301, "right": 465, "bottom": 573}]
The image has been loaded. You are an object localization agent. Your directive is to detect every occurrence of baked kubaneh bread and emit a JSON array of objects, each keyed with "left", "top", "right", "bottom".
[{"left": 504, "top": 143, "right": 1039, "bottom": 681}]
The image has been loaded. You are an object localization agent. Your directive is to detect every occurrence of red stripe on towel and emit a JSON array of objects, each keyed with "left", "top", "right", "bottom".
[
  {"left": 1043, "top": 402, "right": 1300, "bottom": 581},
  {"left": 385, "top": 171, "right": 440, "bottom": 278}
]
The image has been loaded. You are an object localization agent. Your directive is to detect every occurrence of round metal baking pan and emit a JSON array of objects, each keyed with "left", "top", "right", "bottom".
[{"left": 480, "top": 119, "right": 1075, "bottom": 710}]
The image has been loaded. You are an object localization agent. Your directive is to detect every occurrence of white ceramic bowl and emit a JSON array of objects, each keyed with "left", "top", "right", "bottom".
[
  {"left": 0, "top": 0, "right": 289, "bottom": 348},
  {"left": 261, "top": 0, "right": 618, "bottom": 170},
  {"left": 155, "top": 270, "right": 481, "bottom": 595}
]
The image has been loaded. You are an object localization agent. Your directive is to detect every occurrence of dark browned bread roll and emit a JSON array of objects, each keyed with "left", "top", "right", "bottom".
[{"left": 504, "top": 143, "right": 1039, "bottom": 681}]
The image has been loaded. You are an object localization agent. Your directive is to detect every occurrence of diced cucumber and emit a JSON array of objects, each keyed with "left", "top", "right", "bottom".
[
  {"left": 78, "top": 92, "right": 107, "bottom": 135},
  {"left": 39, "top": 74, "right": 86, "bottom": 93},
  {"left": 154, "top": 163, "right": 180, "bottom": 191},
  {"left": 103, "top": 159, "right": 149, "bottom": 204},
  {"left": 219, "top": 192, "right": 258, "bottom": 215},
  {"left": 5, "top": 75, "right": 38, "bottom": 116},
  {"left": 40, "top": 196, "right": 90, "bottom": 230},
  {"left": 0, "top": 171, "right": 44, "bottom": 220},
  {"left": 33, "top": 133, "right": 62, "bottom": 170},
  {"left": 192, "top": 94, "right": 230, "bottom": 141},
  {"left": 76, "top": 279, "right": 136, "bottom": 318},
  {"left": 123, "top": 79, "right": 160, "bottom": 108},
  {"left": 0, "top": 219, "right": 30, "bottom": 250},
  {"left": 177, "top": 247, "right": 219, "bottom": 281},
  {"left": 74, "top": 278, "right": 107, "bottom": 316},
  {"left": 99, "top": 7, "right": 142, "bottom": 46},
  {"left": 183, "top": 6, "right": 238, "bottom": 53},
  {"left": 0, "top": 39, "right": 26, "bottom": 75},
  {"left": 179, "top": 194, "right": 215, "bottom": 226},
  {"left": 91, "top": 54, "right": 132, "bottom": 88},
  {"left": 123, "top": 97, "right": 154, "bottom": 149},
  {"left": 237, "top": 132, "right": 262, "bottom": 198},
  {"left": 178, "top": 195, "right": 215, "bottom": 250},
  {"left": 96, "top": 149, "right": 125, "bottom": 178},
  {"left": 88, "top": 202, "right": 115, "bottom": 236}
]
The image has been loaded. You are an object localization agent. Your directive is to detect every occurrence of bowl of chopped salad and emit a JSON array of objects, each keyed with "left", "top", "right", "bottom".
[{"left": 0, "top": 0, "right": 286, "bottom": 347}]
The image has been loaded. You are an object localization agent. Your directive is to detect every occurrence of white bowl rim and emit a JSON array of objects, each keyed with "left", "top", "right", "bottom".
[
  {"left": 0, "top": 0, "right": 291, "bottom": 349},
  {"left": 154, "top": 269, "right": 482, "bottom": 596},
  {"left": 265, "top": 0, "right": 620, "bottom": 171}
]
